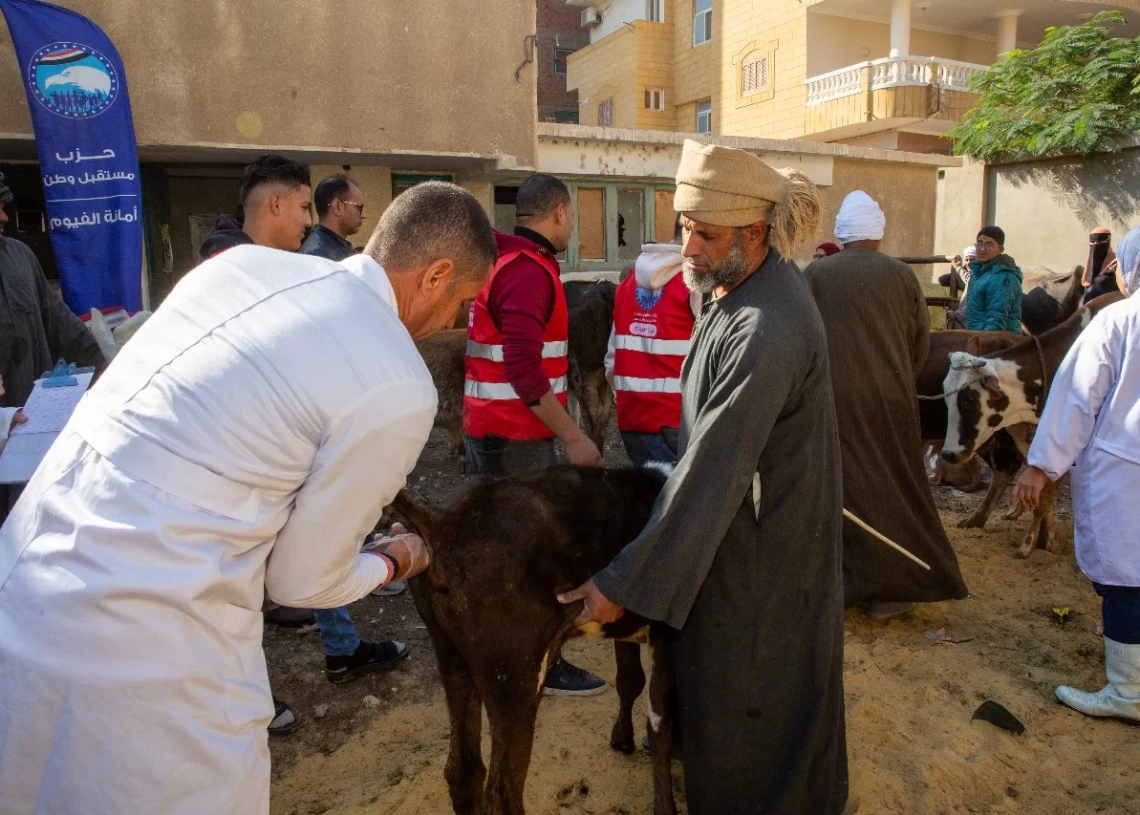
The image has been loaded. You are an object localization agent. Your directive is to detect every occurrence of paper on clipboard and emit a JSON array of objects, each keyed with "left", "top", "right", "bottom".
[{"left": 0, "top": 373, "right": 92, "bottom": 484}]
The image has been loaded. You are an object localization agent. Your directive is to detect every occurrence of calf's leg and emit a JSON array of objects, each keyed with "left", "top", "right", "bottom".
[
  {"left": 481, "top": 679, "right": 543, "bottom": 815},
  {"left": 1017, "top": 479, "right": 1060, "bottom": 558},
  {"left": 646, "top": 632, "right": 678, "bottom": 815},
  {"left": 610, "top": 640, "right": 645, "bottom": 755},
  {"left": 959, "top": 465, "right": 1013, "bottom": 529}
]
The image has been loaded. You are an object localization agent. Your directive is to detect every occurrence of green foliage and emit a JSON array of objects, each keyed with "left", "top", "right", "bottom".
[{"left": 948, "top": 12, "right": 1140, "bottom": 160}]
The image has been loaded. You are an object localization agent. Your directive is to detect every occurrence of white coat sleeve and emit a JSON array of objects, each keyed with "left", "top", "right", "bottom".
[
  {"left": 0, "top": 407, "right": 18, "bottom": 443},
  {"left": 1028, "top": 316, "right": 1120, "bottom": 481},
  {"left": 604, "top": 327, "right": 616, "bottom": 389},
  {"left": 265, "top": 380, "right": 437, "bottom": 608}
]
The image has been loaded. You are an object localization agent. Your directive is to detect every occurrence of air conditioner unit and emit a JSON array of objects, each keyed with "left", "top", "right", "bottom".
[{"left": 581, "top": 8, "right": 602, "bottom": 27}]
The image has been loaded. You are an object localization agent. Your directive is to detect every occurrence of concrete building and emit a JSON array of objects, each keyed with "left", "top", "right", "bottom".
[
  {"left": 565, "top": 0, "right": 1140, "bottom": 152},
  {"left": 0, "top": 0, "right": 536, "bottom": 301},
  {"left": 537, "top": 0, "right": 590, "bottom": 123}
]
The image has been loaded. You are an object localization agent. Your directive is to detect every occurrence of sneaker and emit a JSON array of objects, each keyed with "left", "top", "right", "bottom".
[
  {"left": 371, "top": 580, "right": 407, "bottom": 597},
  {"left": 543, "top": 658, "right": 608, "bottom": 696},
  {"left": 264, "top": 605, "right": 315, "bottom": 628},
  {"left": 269, "top": 697, "right": 300, "bottom": 736},
  {"left": 325, "top": 640, "right": 410, "bottom": 684}
]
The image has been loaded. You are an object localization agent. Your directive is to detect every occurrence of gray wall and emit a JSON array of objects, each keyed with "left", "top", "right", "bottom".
[{"left": 937, "top": 146, "right": 1140, "bottom": 274}]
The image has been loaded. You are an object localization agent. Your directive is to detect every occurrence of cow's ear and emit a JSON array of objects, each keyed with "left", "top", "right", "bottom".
[
  {"left": 981, "top": 374, "right": 1002, "bottom": 396},
  {"left": 966, "top": 336, "right": 982, "bottom": 356}
]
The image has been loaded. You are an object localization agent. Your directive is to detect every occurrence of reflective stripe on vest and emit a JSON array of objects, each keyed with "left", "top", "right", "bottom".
[
  {"left": 464, "top": 376, "right": 568, "bottom": 401},
  {"left": 613, "top": 375, "right": 682, "bottom": 394},
  {"left": 466, "top": 340, "right": 569, "bottom": 362},
  {"left": 613, "top": 335, "right": 690, "bottom": 356}
]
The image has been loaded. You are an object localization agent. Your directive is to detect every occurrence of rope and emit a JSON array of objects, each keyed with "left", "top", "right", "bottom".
[
  {"left": 915, "top": 334, "right": 1050, "bottom": 403},
  {"left": 1033, "top": 333, "right": 1050, "bottom": 400}
]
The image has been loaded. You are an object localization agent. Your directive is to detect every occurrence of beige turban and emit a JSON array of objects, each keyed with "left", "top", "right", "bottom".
[
  {"left": 673, "top": 139, "right": 821, "bottom": 255},
  {"left": 674, "top": 140, "right": 787, "bottom": 227}
]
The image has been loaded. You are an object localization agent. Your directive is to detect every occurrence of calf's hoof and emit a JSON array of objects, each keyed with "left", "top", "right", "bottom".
[
  {"left": 957, "top": 515, "right": 987, "bottom": 530},
  {"left": 1015, "top": 539, "right": 1033, "bottom": 559},
  {"left": 609, "top": 729, "right": 636, "bottom": 755}
]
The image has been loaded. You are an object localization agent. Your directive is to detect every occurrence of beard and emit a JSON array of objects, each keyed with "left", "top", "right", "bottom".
[{"left": 682, "top": 230, "right": 753, "bottom": 295}]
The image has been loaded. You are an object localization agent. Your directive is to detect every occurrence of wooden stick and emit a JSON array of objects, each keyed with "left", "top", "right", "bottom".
[{"left": 842, "top": 508, "right": 932, "bottom": 571}]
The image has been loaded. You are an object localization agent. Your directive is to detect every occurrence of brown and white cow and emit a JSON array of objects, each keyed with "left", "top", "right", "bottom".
[{"left": 940, "top": 292, "right": 1124, "bottom": 557}]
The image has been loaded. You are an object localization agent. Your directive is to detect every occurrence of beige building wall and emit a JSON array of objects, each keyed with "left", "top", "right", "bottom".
[
  {"left": 820, "top": 158, "right": 939, "bottom": 260},
  {"left": 567, "top": 20, "right": 676, "bottom": 131},
  {"left": 671, "top": 0, "right": 717, "bottom": 115},
  {"left": 0, "top": 0, "right": 536, "bottom": 167},
  {"left": 715, "top": 0, "right": 808, "bottom": 140},
  {"left": 805, "top": 14, "right": 997, "bottom": 77},
  {"left": 566, "top": 26, "right": 638, "bottom": 127}
]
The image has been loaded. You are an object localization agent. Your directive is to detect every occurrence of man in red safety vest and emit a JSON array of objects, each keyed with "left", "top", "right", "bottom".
[
  {"left": 605, "top": 216, "right": 700, "bottom": 466},
  {"left": 463, "top": 173, "right": 607, "bottom": 696}
]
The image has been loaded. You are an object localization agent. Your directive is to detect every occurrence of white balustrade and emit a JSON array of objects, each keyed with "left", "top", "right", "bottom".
[{"left": 804, "top": 56, "right": 984, "bottom": 105}]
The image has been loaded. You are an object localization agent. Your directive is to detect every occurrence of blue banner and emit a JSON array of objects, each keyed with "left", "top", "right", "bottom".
[{"left": 0, "top": 0, "right": 142, "bottom": 314}]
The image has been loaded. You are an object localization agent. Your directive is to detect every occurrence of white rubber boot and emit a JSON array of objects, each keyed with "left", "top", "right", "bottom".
[{"left": 1055, "top": 638, "right": 1140, "bottom": 722}]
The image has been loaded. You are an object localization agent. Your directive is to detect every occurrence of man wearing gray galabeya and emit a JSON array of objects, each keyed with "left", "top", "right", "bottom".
[{"left": 560, "top": 140, "right": 850, "bottom": 815}]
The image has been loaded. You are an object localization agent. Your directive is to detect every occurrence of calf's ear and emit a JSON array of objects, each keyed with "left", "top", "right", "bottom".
[
  {"left": 965, "top": 336, "right": 982, "bottom": 356},
  {"left": 981, "top": 373, "right": 1002, "bottom": 396}
]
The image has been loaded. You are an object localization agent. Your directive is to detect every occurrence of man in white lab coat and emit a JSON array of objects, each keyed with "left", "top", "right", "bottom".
[
  {"left": 0, "top": 181, "right": 495, "bottom": 815},
  {"left": 1014, "top": 224, "right": 1140, "bottom": 723}
]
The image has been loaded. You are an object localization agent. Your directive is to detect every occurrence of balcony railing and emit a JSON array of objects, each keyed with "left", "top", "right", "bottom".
[{"left": 805, "top": 56, "right": 985, "bottom": 105}]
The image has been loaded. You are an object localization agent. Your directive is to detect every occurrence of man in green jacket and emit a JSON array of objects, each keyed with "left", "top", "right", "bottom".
[{"left": 965, "top": 225, "right": 1023, "bottom": 333}]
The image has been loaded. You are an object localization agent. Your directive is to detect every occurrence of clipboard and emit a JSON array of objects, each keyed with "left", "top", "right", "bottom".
[{"left": 0, "top": 359, "right": 94, "bottom": 485}]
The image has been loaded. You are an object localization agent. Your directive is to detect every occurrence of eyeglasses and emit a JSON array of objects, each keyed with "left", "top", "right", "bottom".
[
  {"left": 337, "top": 200, "right": 364, "bottom": 215},
  {"left": 812, "top": 251, "right": 826, "bottom": 259},
  {"left": 975, "top": 240, "right": 999, "bottom": 250}
]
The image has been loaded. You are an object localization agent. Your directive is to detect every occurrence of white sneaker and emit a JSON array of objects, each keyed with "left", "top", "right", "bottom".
[
  {"left": 372, "top": 580, "right": 407, "bottom": 597},
  {"left": 1056, "top": 638, "right": 1140, "bottom": 722}
]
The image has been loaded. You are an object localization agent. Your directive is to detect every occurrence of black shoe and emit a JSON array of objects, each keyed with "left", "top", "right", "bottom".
[
  {"left": 325, "top": 640, "right": 409, "bottom": 684},
  {"left": 542, "top": 658, "right": 608, "bottom": 697},
  {"left": 265, "top": 605, "right": 315, "bottom": 628},
  {"left": 269, "top": 697, "right": 300, "bottom": 736}
]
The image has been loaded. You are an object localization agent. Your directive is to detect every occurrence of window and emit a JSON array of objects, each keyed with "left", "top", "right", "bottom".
[
  {"left": 694, "top": 0, "right": 712, "bottom": 45},
  {"left": 696, "top": 99, "right": 712, "bottom": 133},
  {"left": 554, "top": 108, "right": 580, "bottom": 124},
  {"left": 646, "top": 0, "right": 664, "bottom": 22},
  {"left": 741, "top": 56, "right": 768, "bottom": 96},
  {"left": 598, "top": 97, "right": 614, "bottom": 127},
  {"left": 553, "top": 48, "right": 573, "bottom": 76},
  {"left": 644, "top": 88, "right": 665, "bottom": 111}
]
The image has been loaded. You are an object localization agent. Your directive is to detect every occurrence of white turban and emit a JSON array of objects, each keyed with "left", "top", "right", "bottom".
[
  {"left": 834, "top": 190, "right": 886, "bottom": 245},
  {"left": 962, "top": 245, "right": 977, "bottom": 259}
]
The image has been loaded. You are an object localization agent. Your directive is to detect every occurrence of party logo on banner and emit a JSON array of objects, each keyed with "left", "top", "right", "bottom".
[{"left": 29, "top": 42, "right": 119, "bottom": 119}]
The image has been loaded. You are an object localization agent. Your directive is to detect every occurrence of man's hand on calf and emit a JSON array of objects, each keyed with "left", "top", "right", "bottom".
[
  {"left": 371, "top": 533, "right": 430, "bottom": 585},
  {"left": 557, "top": 579, "right": 625, "bottom": 626}
]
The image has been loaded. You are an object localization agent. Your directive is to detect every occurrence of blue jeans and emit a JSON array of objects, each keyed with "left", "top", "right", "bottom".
[
  {"left": 620, "top": 431, "right": 677, "bottom": 468},
  {"left": 314, "top": 606, "right": 360, "bottom": 657},
  {"left": 1093, "top": 583, "right": 1140, "bottom": 644}
]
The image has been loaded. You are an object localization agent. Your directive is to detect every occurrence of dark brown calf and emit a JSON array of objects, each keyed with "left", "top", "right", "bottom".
[{"left": 394, "top": 466, "right": 677, "bottom": 815}]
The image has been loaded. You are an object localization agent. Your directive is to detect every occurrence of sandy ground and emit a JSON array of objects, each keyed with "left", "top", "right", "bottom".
[{"left": 267, "top": 428, "right": 1139, "bottom": 815}]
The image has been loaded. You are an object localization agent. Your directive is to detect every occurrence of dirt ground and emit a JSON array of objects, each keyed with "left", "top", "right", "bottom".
[{"left": 267, "top": 427, "right": 1139, "bottom": 815}]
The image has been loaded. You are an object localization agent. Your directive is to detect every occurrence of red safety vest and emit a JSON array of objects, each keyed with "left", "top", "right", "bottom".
[
  {"left": 612, "top": 272, "right": 694, "bottom": 434},
  {"left": 463, "top": 248, "right": 569, "bottom": 440}
]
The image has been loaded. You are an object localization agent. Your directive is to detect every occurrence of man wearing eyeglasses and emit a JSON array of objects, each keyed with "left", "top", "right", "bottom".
[
  {"left": 301, "top": 174, "right": 366, "bottom": 262},
  {"left": 965, "top": 225, "right": 1023, "bottom": 334}
]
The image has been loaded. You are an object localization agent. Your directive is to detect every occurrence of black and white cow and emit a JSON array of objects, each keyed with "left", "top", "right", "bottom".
[{"left": 940, "top": 292, "right": 1124, "bottom": 557}]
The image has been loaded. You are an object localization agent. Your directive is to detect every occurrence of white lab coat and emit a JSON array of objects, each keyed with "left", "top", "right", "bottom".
[
  {"left": 1028, "top": 293, "right": 1140, "bottom": 588},
  {"left": 0, "top": 247, "right": 436, "bottom": 815}
]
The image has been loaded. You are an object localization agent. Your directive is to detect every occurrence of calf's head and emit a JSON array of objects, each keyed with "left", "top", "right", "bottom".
[{"left": 941, "top": 352, "right": 1035, "bottom": 464}]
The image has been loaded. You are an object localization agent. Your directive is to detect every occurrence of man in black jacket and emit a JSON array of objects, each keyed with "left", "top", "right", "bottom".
[
  {"left": 0, "top": 172, "right": 106, "bottom": 523},
  {"left": 300, "top": 175, "right": 364, "bottom": 262}
]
